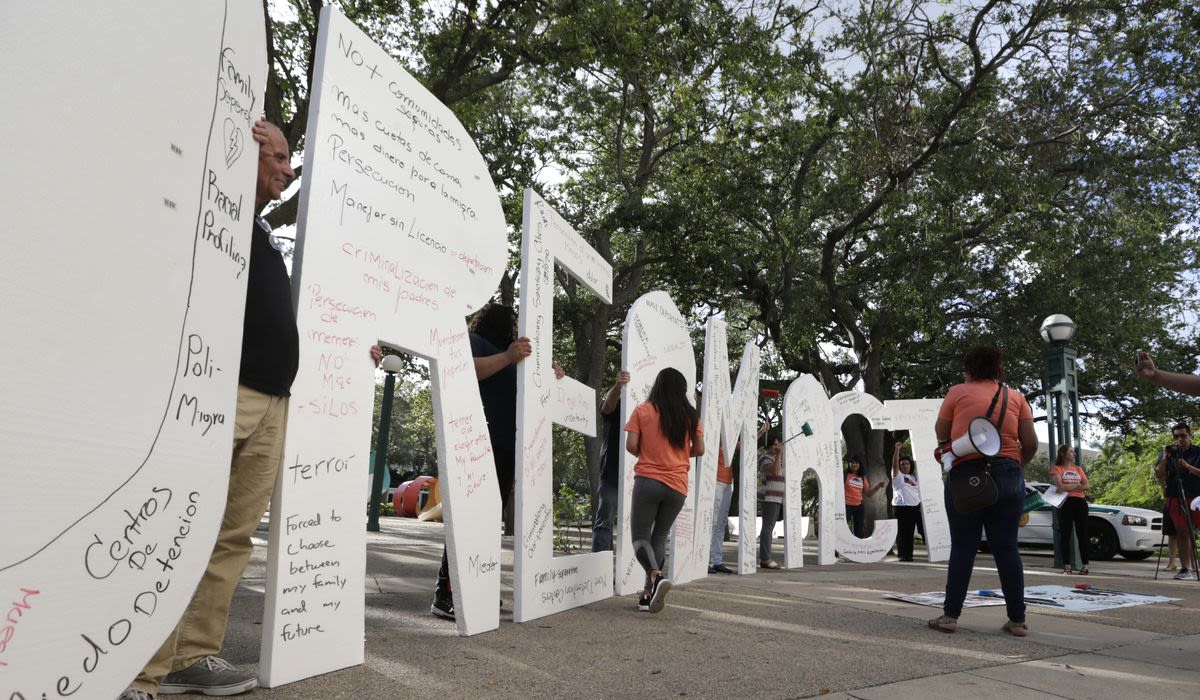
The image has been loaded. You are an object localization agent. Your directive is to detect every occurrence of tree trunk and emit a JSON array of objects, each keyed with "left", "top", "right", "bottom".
[
  {"left": 844, "top": 338, "right": 892, "bottom": 530},
  {"left": 570, "top": 301, "right": 614, "bottom": 519}
]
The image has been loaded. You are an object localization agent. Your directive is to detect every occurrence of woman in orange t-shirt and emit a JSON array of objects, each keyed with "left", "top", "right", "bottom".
[
  {"left": 929, "top": 345, "right": 1037, "bottom": 638},
  {"left": 625, "top": 367, "right": 704, "bottom": 613},
  {"left": 1050, "top": 445, "right": 1090, "bottom": 574},
  {"left": 844, "top": 455, "right": 886, "bottom": 539}
]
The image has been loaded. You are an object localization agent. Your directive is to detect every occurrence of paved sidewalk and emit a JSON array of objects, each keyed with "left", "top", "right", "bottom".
[{"left": 204, "top": 517, "right": 1199, "bottom": 699}]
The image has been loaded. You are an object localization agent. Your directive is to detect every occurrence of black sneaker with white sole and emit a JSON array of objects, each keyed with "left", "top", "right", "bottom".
[
  {"left": 158, "top": 656, "right": 256, "bottom": 696},
  {"left": 637, "top": 594, "right": 651, "bottom": 612},
  {"left": 648, "top": 574, "right": 672, "bottom": 613},
  {"left": 431, "top": 593, "right": 456, "bottom": 620}
]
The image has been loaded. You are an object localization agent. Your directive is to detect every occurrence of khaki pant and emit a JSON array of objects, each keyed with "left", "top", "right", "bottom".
[{"left": 131, "top": 385, "right": 288, "bottom": 692}]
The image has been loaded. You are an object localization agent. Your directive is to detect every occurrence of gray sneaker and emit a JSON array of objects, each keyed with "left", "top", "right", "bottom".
[
  {"left": 119, "top": 690, "right": 155, "bottom": 700},
  {"left": 1173, "top": 568, "right": 1191, "bottom": 580},
  {"left": 159, "top": 656, "right": 257, "bottom": 696}
]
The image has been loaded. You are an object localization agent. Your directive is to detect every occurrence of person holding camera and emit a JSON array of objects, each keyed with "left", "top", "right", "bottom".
[
  {"left": 1135, "top": 352, "right": 1200, "bottom": 397},
  {"left": 1154, "top": 423, "right": 1200, "bottom": 580}
]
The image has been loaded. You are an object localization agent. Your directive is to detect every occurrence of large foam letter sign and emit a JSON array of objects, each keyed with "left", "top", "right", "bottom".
[
  {"left": 0, "top": 3, "right": 264, "bottom": 696},
  {"left": 726, "top": 341, "right": 763, "bottom": 574},
  {"left": 259, "top": 7, "right": 508, "bottom": 686},
  {"left": 513, "top": 190, "right": 613, "bottom": 621},
  {"left": 615, "top": 292, "right": 696, "bottom": 596},
  {"left": 879, "top": 400, "right": 951, "bottom": 561},
  {"left": 783, "top": 376, "right": 897, "bottom": 563},
  {"left": 672, "top": 318, "right": 761, "bottom": 581},
  {"left": 784, "top": 375, "right": 838, "bottom": 566},
  {"left": 678, "top": 319, "right": 732, "bottom": 584},
  {"left": 672, "top": 319, "right": 753, "bottom": 583},
  {"left": 827, "top": 392, "right": 898, "bottom": 560}
]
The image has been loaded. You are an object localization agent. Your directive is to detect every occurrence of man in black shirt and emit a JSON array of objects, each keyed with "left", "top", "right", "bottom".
[
  {"left": 1136, "top": 353, "right": 1200, "bottom": 576},
  {"left": 1156, "top": 422, "right": 1200, "bottom": 580},
  {"left": 125, "top": 121, "right": 347, "bottom": 699},
  {"left": 593, "top": 370, "right": 630, "bottom": 552}
]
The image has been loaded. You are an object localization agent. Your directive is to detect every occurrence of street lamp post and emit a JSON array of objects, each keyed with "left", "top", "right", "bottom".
[
  {"left": 1040, "top": 314, "right": 1082, "bottom": 569},
  {"left": 368, "top": 355, "right": 405, "bottom": 532},
  {"left": 1041, "top": 314, "right": 1082, "bottom": 462}
]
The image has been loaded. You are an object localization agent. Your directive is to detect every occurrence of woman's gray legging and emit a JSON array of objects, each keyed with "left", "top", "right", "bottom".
[
  {"left": 759, "top": 501, "right": 782, "bottom": 561},
  {"left": 631, "top": 476, "right": 687, "bottom": 588}
]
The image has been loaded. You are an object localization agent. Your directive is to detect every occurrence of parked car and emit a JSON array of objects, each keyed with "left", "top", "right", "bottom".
[{"left": 1013, "top": 482, "right": 1162, "bottom": 560}]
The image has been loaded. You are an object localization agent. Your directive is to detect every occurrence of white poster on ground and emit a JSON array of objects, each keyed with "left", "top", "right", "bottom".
[
  {"left": 886, "top": 586, "right": 1179, "bottom": 612},
  {"left": 0, "top": 3, "right": 265, "bottom": 696},
  {"left": 514, "top": 190, "right": 613, "bottom": 622},
  {"left": 260, "top": 7, "right": 508, "bottom": 687},
  {"left": 615, "top": 292, "right": 696, "bottom": 597},
  {"left": 688, "top": 319, "right": 733, "bottom": 582}
]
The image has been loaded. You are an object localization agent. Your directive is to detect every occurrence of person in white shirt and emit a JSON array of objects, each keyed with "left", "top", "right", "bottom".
[{"left": 891, "top": 443, "right": 923, "bottom": 562}]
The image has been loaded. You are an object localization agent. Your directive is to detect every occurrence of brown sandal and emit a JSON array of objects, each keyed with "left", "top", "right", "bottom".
[
  {"left": 1002, "top": 620, "right": 1028, "bottom": 637},
  {"left": 928, "top": 615, "right": 957, "bottom": 633}
]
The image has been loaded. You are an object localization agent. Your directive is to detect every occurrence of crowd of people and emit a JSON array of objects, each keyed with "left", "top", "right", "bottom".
[{"left": 118, "top": 116, "right": 1198, "bottom": 698}]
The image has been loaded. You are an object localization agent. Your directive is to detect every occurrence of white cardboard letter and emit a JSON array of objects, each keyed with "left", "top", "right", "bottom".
[
  {"left": 260, "top": 7, "right": 508, "bottom": 687},
  {"left": 615, "top": 292, "right": 696, "bottom": 596},
  {"left": 0, "top": 3, "right": 265, "bottom": 695},
  {"left": 514, "top": 190, "right": 613, "bottom": 621}
]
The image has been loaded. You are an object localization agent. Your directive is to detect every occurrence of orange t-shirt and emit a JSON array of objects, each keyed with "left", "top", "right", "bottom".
[
  {"left": 716, "top": 447, "right": 733, "bottom": 485},
  {"left": 844, "top": 473, "right": 869, "bottom": 506},
  {"left": 625, "top": 402, "right": 703, "bottom": 496},
  {"left": 937, "top": 380, "right": 1033, "bottom": 465},
  {"left": 1050, "top": 465, "right": 1087, "bottom": 499}
]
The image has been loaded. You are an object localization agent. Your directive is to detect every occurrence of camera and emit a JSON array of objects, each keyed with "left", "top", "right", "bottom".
[{"left": 1167, "top": 444, "right": 1183, "bottom": 457}]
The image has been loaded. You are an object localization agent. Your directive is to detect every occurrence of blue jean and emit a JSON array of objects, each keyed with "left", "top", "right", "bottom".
[
  {"left": 942, "top": 458, "right": 1026, "bottom": 622},
  {"left": 710, "top": 481, "right": 734, "bottom": 566}
]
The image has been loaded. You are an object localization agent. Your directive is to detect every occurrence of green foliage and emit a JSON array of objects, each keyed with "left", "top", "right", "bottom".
[
  {"left": 553, "top": 425, "right": 590, "bottom": 496},
  {"left": 660, "top": 0, "right": 1200, "bottom": 490},
  {"left": 278, "top": 2, "right": 1199, "bottom": 524},
  {"left": 1024, "top": 452, "right": 1052, "bottom": 484},
  {"left": 372, "top": 376, "right": 438, "bottom": 475},
  {"left": 1087, "top": 424, "right": 1171, "bottom": 510},
  {"left": 552, "top": 483, "right": 590, "bottom": 553}
]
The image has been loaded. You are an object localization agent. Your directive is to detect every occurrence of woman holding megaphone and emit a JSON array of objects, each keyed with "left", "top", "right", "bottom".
[{"left": 928, "top": 346, "right": 1038, "bottom": 637}]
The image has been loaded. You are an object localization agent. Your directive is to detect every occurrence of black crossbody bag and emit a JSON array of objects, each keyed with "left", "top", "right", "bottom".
[{"left": 947, "top": 384, "right": 1008, "bottom": 513}]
